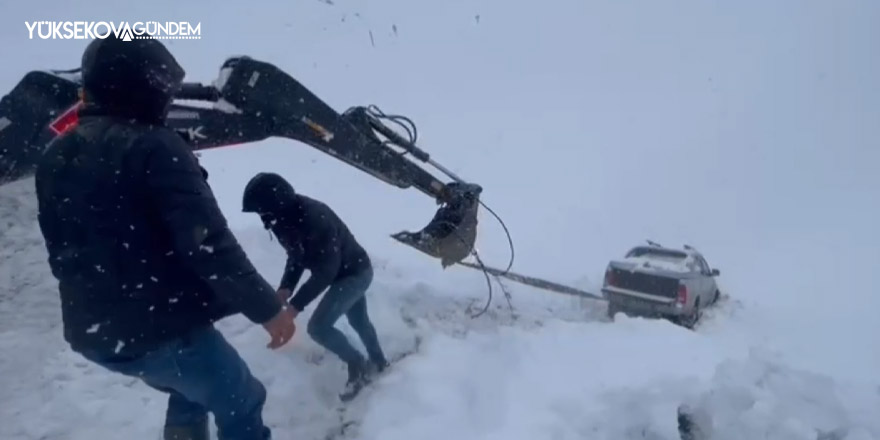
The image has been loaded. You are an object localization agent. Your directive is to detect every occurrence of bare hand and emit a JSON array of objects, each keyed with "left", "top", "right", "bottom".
[{"left": 262, "top": 306, "right": 296, "bottom": 349}]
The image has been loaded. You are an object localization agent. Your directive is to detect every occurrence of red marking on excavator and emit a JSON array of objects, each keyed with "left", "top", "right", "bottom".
[{"left": 49, "top": 100, "right": 83, "bottom": 136}]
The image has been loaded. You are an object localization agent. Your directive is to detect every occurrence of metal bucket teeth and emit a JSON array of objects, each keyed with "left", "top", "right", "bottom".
[{"left": 392, "top": 182, "right": 481, "bottom": 267}]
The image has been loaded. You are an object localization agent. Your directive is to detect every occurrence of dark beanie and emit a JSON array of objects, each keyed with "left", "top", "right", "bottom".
[{"left": 81, "top": 34, "right": 185, "bottom": 123}]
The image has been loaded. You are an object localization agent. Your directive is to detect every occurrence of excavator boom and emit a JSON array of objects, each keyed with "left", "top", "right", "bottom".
[{"left": 0, "top": 56, "right": 482, "bottom": 266}]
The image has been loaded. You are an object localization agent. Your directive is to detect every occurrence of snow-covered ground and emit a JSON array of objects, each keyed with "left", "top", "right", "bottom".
[{"left": 2, "top": 0, "right": 880, "bottom": 439}]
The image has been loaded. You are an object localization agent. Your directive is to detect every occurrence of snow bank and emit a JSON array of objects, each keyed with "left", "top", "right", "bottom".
[
  {"left": 2, "top": 176, "right": 879, "bottom": 440},
  {"left": 336, "top": 316, "right": 880, "bottom": 440},
  {"left": 678, "top": 350, "right": 880, "bottom": 440},
  {"left": 0, "top": 179, "right": 69, "bottom": 440},
  {"left": 0, "top": 178, "right": 50, "bottom": 308},
  {"left": 348, "top": 316, "right": 722, "bottom": 440}
]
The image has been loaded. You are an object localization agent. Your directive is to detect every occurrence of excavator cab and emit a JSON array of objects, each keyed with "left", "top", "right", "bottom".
[{"left": 0, "top": 56, "right": 482, "bottom": 267}]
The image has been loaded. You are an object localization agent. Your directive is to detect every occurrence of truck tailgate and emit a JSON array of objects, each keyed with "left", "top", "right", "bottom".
[{"left": 607, "top": 268, "right": 679, "bottom": 300}]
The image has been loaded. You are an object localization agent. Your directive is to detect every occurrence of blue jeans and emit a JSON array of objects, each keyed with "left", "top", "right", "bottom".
[
  {"left": 81, "top": 326, "right": 271, "bottom": 440},
  {"left": 307, "top": 266, "right": 385, "bottom": 366}
]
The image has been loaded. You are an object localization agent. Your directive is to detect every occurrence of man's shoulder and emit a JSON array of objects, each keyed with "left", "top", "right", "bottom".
[
  {"left": 35, "top": 132, "right": 76, "bottom": 189},
  {"left": 37, "top": 119, "right": 192, "bottom": 185},
  {"left": 115, "top": 124, "right": 199, "bottom": 173},
  {"left": 299, "top": 196, "right": 343, "bottom": 227},
  {"left": 44, "top": 118, "right": 184, "bottom": 154},
  {"left": 126, "top": 124, "right": 188, "bottom": 152},
  {"left": 39, "top": 128, "right": 79, "bottom": 160}
]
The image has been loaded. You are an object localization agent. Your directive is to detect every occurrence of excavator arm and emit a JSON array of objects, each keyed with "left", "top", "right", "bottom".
[{"left": 0, "top": 56, "right": 482, "bottom": 267}]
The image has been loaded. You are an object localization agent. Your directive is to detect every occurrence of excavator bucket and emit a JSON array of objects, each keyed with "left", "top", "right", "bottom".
[{"left": 392, "top": 181, "right": 482, "bottom": 267}]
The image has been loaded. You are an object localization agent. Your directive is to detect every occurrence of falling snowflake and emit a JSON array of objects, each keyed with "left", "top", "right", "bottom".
[{"left": 86, "top": 323, "right": 101, "bottom": 334}]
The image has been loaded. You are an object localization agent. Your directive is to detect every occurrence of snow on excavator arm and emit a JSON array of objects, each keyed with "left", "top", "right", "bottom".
[{"left": 0, "top": 56, "right": 482, "bottom": 267}]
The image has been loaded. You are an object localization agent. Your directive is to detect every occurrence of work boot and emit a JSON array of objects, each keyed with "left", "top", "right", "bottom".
[
  {"left": 339, "top": 359, "right": 370, "bottom": 401},
  {"left": 372, "top": 356, "right": 390, "bottom": 373},
  {"left": 163, "top": 421, "right": 209, "bottom": 440}
]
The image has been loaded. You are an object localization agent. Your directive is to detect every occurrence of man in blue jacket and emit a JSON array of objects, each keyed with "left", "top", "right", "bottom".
[
  {"left": 35, "top": 35, "right": 295, "bottom": 440},
  {"left": 242, "top": 172, "right": 388, "bottom": 400}
]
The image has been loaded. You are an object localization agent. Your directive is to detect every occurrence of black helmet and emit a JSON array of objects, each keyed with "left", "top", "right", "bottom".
[
  {"left": 81, "top": 34, "right": 185, "bottom": 123},
  {"left": 242, "top": 172, "right": 297, "bottom": 214}
]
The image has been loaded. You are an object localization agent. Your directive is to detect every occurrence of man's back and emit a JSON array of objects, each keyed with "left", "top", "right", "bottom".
[
  {"left": 37, "top": 117, "right": 215, "bottom": 356},
  {"left": 36, "top": 114, "right": 281, "bottom": 358},
  {"left": 30, "top": 35, "right": 295, "bottom": 440},
  {"left": 275, "top": 194, "right": 370, "bottom": 278}
]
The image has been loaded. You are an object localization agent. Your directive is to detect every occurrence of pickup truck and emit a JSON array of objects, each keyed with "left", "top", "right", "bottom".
[{"left": 602, "top": 243, "right": 721, "bottom": 328}]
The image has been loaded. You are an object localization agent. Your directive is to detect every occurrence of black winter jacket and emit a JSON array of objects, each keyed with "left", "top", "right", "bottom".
[
  {"left": 269, "top": 195, "right": 371, "bottom": 312},
  {"left": 35, "top": 113, "right": 282, "bottom": 358}
]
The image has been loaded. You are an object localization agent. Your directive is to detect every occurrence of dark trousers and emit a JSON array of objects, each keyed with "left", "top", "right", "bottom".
[
  {"left": 307, "top": 265, "right": 385, "bottom": 366},
  {"left": 81, "top": 326, "right": 271, "bottom": 440}
]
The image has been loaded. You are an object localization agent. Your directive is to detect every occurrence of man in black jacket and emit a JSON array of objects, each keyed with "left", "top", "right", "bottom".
[
  {"left": 35, "top": 35, "right": 295, "bottom": 440},
  {"left": 242, "top": 172, "right": 388, "bottom": 400}
]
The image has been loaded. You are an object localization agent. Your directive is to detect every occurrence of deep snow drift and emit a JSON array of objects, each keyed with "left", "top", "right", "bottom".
[
  {"left": 2, "top": 176, "right": 879, "bottom": 440},
  {"left": 2, "top": 0, "right": 880, "bottom": 438}
]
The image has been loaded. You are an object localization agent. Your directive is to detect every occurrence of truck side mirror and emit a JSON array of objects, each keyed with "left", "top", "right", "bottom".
[{"left": 711, "top": 268, "right": 720, "bottom": 276}]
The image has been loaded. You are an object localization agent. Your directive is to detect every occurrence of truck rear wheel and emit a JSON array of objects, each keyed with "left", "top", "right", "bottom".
[
  {"left": 606, "top": 302, "right": 618, "bottom": 320},
  {"left": 677, "top": 298, "right": 701, "bottom": 329}
]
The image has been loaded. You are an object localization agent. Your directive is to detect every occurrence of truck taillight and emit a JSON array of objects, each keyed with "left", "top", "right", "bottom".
[
  {"left": 677, "top": 284, "right": 688, "bottom": 303},
  {"left": 604, "top": 269, "right": 615, "bottom": 287}
]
